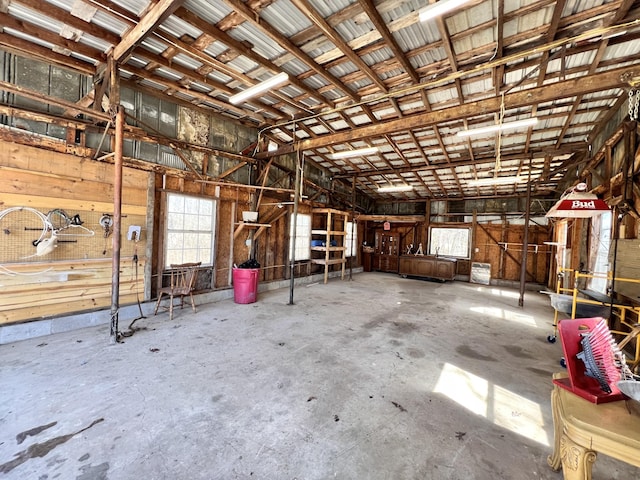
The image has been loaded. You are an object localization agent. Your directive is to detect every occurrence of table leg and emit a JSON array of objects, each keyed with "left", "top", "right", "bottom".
[
  {"left": 559, "top": 433, "right": 597, "bottom": 480},
  {"left": 547, "top": 387, "right": 563, "bottom": 471}
]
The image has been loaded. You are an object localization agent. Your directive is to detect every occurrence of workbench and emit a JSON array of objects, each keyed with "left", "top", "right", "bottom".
[{"left": 547, "top": 373, "right": 640, "bottom": 479}]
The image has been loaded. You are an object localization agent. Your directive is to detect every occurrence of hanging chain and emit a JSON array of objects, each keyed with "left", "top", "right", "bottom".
[{"left": 629, "top": 89, "right": 639, "bottom": 121}]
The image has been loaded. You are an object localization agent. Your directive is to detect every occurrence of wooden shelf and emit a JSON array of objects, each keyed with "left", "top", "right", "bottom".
[
  {"left": 311, "top": 208, "right": 349, "bottom": 283},
  {"left": 233, "top": 221, "right": 271, "bottom": 239},
  {"left": 311, "top": 246, "right": 346, "bottom": 252},
  {"left": 235, "top": 222, "right": 271, "bottom": 227},
  {"left": 311, "top": 258, "right": 346, "bottom": 266},
  {"left": 311, "top": 229, "right": 345, "bottom": 235}
]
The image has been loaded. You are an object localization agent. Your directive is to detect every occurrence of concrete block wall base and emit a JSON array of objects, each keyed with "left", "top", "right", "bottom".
[{"left": 0, "top": 268, "right": 363, "bottom": 345}]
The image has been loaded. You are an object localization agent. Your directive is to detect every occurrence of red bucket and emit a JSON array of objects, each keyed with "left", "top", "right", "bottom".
[{"left": 232, "top": 268, "right": 259, "bottom": 304}]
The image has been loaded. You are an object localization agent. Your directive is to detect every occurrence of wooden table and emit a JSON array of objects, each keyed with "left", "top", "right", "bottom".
[{"left": 548, "top": 373, "right": 640, "bottom": 479}]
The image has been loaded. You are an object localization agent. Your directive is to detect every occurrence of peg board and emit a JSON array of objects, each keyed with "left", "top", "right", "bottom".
[{"left": 0, "top": 207, "right": 146, "bottom": 265}]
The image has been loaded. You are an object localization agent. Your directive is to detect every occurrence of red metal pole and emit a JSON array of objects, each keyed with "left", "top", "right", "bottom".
[{"left": 110, "top": 106, "right": 124, "bottom": 343}]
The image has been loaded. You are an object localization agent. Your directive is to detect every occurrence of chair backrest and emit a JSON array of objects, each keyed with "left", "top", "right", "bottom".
[{"left": 169, "top": 262, "right": 202, "bottom": 293}]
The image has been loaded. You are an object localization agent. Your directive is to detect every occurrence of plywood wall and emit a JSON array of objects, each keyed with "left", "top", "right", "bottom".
[
  {"left": 0, "top": 142, "right": 149, "bottom": 325},
  {"left": 472, "top": 223, "right": 551, "bottom": 284},
  {"left": 159, "top": 174, "right": 295, "bottom": 290}
]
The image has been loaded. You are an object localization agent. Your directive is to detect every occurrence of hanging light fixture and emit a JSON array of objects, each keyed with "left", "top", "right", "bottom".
[
  {"left": 456, "top": 117, "right": 538, "bottom": 138},
  {"left": 546, "top": 183, "right": 610, "bottom": 218},
  {"left": 378, "top": 184, "right": 414, "bottom": 193},
  {"left": 329, "top": 147, "right": 379, "bottom": 159},
  {"left": 418, "top": 0, "right": 474, "bottom": 22},
  {"left": 229, "top": 72, "right": 289, "bottom": 105},
  {"left": 467, "top": 176, "right": 526, "bottom": 186}
]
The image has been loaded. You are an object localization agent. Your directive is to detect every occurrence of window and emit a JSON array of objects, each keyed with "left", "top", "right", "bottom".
[
  {"left": 164, "top": 193, "right": 216, "bottom": 268},
  {"left": 289, "top": 213, "right": 311, "bottom": 261},
  {"left": 345, "top": 221, "right": 357, "bottom": 257},
  {"left": 429, "top": 227, "right": 471, "bottom": 258},
  {"left": 587, "top": 211, "right": 612, "bottom": 294}
]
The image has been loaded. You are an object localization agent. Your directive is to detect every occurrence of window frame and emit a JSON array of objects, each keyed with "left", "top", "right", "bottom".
[
  {"left": 345, "top": 221, "right": 357, "bottom": 258},
  {"left": 289, "top": 213, "right": 312, "bottom": 261},
  {"left": 428, "top": 226, "right": 471, "bottom": 259},
  {"left": 587, "top": 211, "right": 612, "bottom": 294},
  {"left": 163, "top": 192, "right": 217, "bottom": 269}
]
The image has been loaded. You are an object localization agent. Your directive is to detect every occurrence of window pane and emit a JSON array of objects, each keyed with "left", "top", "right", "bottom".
[
  {"left": 345, "top": 221, "right": 357, "bottom": 257},
  {"left": 183, "top": 213, "right": 199, "bottom": 231},
  {"left": 164, "top": 194, "right": 216, "bottom": 268},
  {"left": 168, "top": 194, "right": 184, "bottom": 213},
  {"left": 429, "top": 227, "right": 470, "bottom": 258},
  {"left": 167, "top": 232, "right": 184, "bottom": 249},
  {"left": 184, "top": 197, "right": 199, "bottom": 213},
  {"left": 289, "top": 213, "right": 311, "bottom": 260},
  {"left": 182, "top": 249, "right": 199, "bottom": 264},
  {"left": 587, "top": 211, "right": 611, "bottom": 294},
  {"left": 199, "top": 200, "right": 212, "bottom": 215},
  {"left": 166, "top": 250, "right": 182, "bottom": 266},
  {"left": 198, "top": 214, "right": 213, "bottom": 230},
  {"left": 198, "top": 233, "right": 212, "bottom": 250},
  {"left": 197, "top": 248, "right": 211, "bottom": 265},
  {"left": 167, "top": 214, "right": 183, "bottom": 230}
]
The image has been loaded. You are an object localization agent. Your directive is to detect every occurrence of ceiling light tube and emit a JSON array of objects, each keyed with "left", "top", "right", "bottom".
[
  {"left": 377, "top": 185, "right": 414, "bottom": 193},
  {"left": 419, "top": 0, "right": 473, "bottom": 22},
  {"left": 467, "top": 176, "right": 525, "bottom": 186},
  {"left": 229, "top": 72, "right": 289, "bottom": 105},
  {"left": 456, "top": 117, "right": 539, "bottom": 138},
  {"left": 329, "top": 147, "right": 379, "bottom": 159}
]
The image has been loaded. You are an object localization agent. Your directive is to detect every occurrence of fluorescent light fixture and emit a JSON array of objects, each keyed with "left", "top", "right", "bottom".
[
  {"left": 229, "top": 72, "right": 289, "bottom": 105},
  {"left": 419, "top": 0, "right": 473, "bottom": 22},
  {"left": 329, "top": 147, "right": 379, "bottom": 159},
  {"left": 467, "top": 176, "right": 525, "bottom": 186},
  {"left": 457, "top": 117, "right": 538, "bottom": 138},
  {"left": 377, "top": 184, "right": 414, "bottom": 193}
]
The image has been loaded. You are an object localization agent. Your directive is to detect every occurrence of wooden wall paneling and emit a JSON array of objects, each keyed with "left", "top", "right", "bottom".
[
  {"left": 0, "top": 192, "right": 146, "bottom": 216},
  {"left": 1, "top": 143, "right": 148, "bottom": 189},
  {"left": 0, "top": 141, "right": 149, "bottom": 324},
  {"left": 499, "top": 216, "right": 507, "bottom": 279},
  {"left": 613, "top": 239, "right": 640, "bottom": 301},
  {"left": 154, "top": 189, "right": 167, "bottom": 298},
  {"left": 225, "top": 194, "right": 233, "bottom": 287},
  {"left": 0, "top": 169, "right": 146, "bottom": 206},
  {"left": 0, "top": 260, "right": 144, "bottom": 324}
]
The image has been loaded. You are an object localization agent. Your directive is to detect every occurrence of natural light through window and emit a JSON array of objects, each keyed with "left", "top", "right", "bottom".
[
  {"left": 469, "top": 306, "right": 537, "bottom": 326},
  {"left": 433, "top": 363, "right": 549, "bottom": 446},
  {"left": 289, "top": 213, "right": 311, "bottom": 261},
  {"left": 475, "top": 287, "right": 521, "bottom": 299},
  {"left": 164, "top": 193, "right": 216, "bottom": 268}
]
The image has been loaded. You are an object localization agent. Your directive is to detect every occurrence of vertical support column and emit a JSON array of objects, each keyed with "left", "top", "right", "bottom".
[
  {"left": 288, "top": 147, "right": 301, "bottom": 305},
  {"left": 110, "top": 105, "right": 125, "bottom": 343},
  {"left": 519, "top": 161, "right": 532, "bottom": 307}
]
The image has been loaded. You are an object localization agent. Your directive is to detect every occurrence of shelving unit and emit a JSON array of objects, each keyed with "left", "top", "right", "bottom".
[
  {"left": 233, "top": 221, "right": 271, "bottom": 239},
  {"left": 310, "top": 208, "right": 348, "bottom": 284}
]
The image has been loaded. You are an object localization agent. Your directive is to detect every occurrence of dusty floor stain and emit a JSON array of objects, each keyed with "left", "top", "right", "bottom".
[
  {"left": 76, "top": 462, "right": 109, "bottom": 480},
  {"left": 16, "top": 422, "right": 57, "bottom": 445},
  {"left": 455, "top": 344, "right": 497, "bottom": 362},
  {"left": 0, "top": 419, "right": 104, "bottom": 474}
]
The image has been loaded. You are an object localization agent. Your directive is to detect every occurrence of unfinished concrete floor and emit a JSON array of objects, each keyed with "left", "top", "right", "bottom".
[{"left": 1, "top": 272, "right": 638, "bottom": 479}]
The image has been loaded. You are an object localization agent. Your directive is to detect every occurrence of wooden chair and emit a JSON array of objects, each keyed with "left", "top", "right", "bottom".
[{"left": 154, "top": 262, "right": 201, "bottom": 321}]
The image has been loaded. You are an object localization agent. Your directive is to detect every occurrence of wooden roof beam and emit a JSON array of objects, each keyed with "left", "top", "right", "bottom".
[
  {"left": 175, "top": 6, "right": 333, "bottom": 111},
  {"left": 112, "top": 0, "right": 185, "bottom": 62},
  {"left": 221, "top": 0, "right": 359, "bottom": 104},
  {"left": 358, "top": 0, "right": 420, "bottom": 85},
  {"left": 289, "top": 0, "right": 387, "bottom": 94},
  {"left": 263, "top": 65, "right": 632, "bottom": 155}
]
